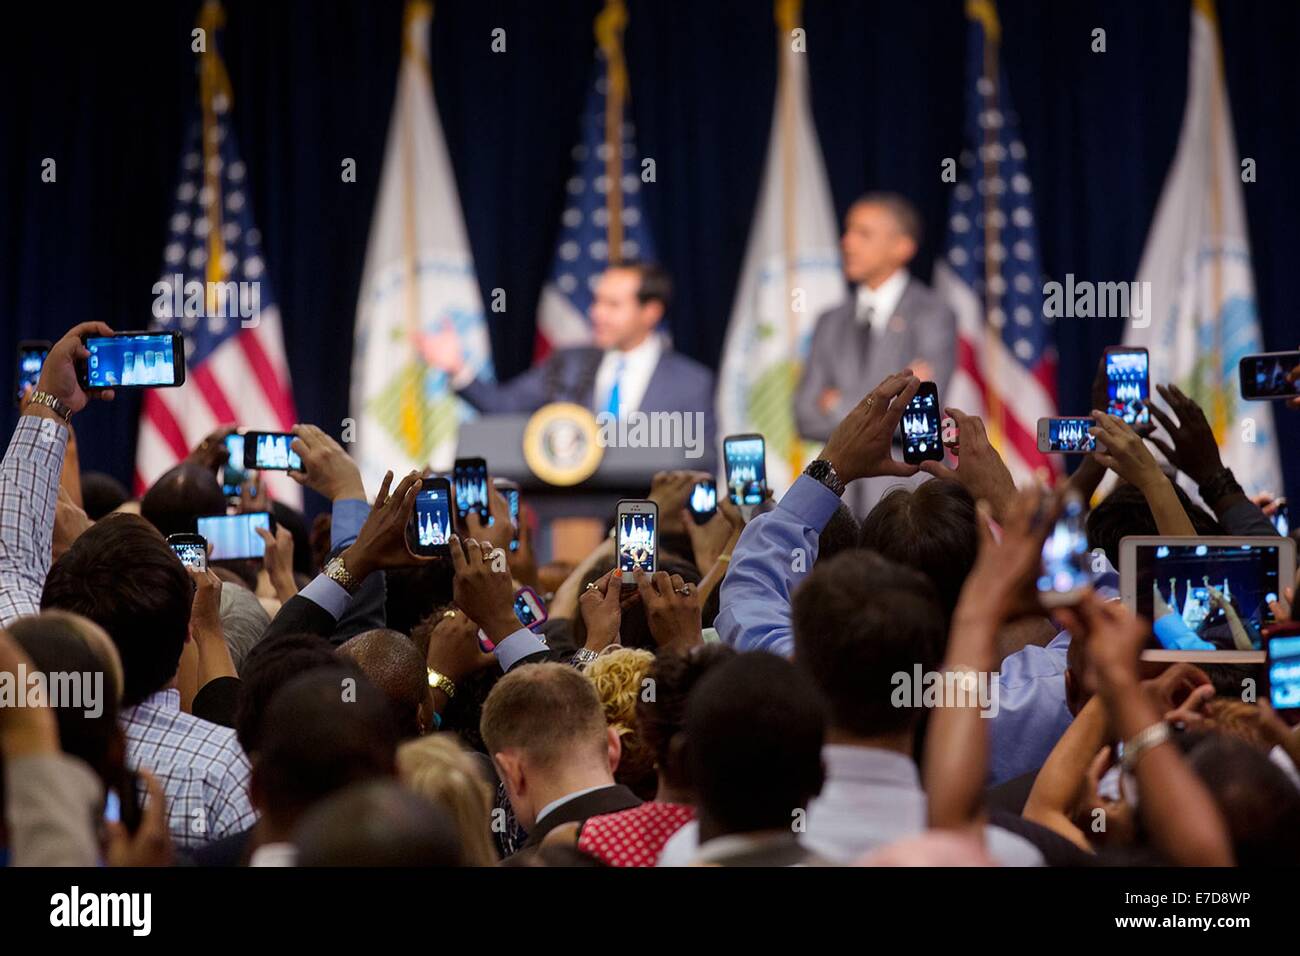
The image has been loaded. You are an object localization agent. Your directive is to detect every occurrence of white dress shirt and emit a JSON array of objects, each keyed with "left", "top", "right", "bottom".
[
  {"left": 802, "top": 744, "right": 1043, "bottom": 865},
  {"left": 594, "top": 334, "right": 664, "bottom": 416},
  {"left": 854, "top": 268, "right": 910, "bottom": 334}
]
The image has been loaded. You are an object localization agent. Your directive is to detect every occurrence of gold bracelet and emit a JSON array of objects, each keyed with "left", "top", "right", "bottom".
[
  {"left": 717, "top": 554, "right": 731, "bottom": 564},
  {"left": 426, "top": 668, "right": 456, "bottom": 699}
]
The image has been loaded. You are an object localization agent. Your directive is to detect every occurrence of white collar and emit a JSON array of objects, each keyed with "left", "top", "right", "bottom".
[
  {"left": 535, "top": 783, "right": 610, "bottom": 825},
  {"left": 609, "top": 332, "right": 663, "bottom": 366},
  {"left": 854, "top": 269, "right": 910, "bottom": 328}
]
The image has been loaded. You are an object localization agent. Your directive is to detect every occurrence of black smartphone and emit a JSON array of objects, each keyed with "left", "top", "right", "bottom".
[
  {"left": 688, "top": 478, "right": 718, "bottom": 525},
  {"left": 196, "top": 512, "right": 273, "bottom": 561},
  {"left": 616, "top": 499, "right": 658, "bottom": 581},
  {"left": 78, "top": 330, "right": 186, "bottom": 389},
  {"left": 1239, "top": 351, "right": 1300, "bottom": 400},
  {"left": 1104, "top": 346, "right": 1150, "bottom": 425},
  {"left": 723, "top": 434, "right": 767, "bottom": 506},
  {"left": 1271, "top": 500, "right": 1289, "bottom": 537},
  {"left": 899, "top": 381, "right": 944, "bottom": 464},
  {"left": 453, "top": 457, "right": 489, "bottom": 522},
  {"left": 408, "top": 476, "right": 453, "bottom": 558},
  {"left": 14, "top": 339, "right": 51, "bottom": 407},
  {"left": 167, "top": 533, "right": 208, "bottom": 571},
  {"left": 493, "top": 477, "right": 521, "bottom": 551},
  {"left": 105, "top": 769, "right": 144, "bottom": 836},
  {"left": 221, "top": 432, "right": 249, "bottom": 498},
  {"left": 243, "top": 430, "right": 302, "bottom": 471},
  {"left": 1036, "top": 417, "right": 1097, "bottom": 454}
]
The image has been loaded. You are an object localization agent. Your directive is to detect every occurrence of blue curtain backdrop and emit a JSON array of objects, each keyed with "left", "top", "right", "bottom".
[{"left": 2, "top": 0, "right": 1298, "bottom": 509}]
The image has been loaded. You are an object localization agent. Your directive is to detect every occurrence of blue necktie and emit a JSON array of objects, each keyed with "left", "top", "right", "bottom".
[{"left": 605, "top": 358, "right": 625, "bottom": 417}]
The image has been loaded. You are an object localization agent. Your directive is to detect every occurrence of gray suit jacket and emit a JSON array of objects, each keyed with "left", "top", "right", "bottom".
[{"left": 794, "top": 276, "right": 957, "bottom": 442}]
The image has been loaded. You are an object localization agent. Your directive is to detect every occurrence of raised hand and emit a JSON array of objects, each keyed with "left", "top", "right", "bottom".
[
  {"left": 36, "top": 321, "right": 117, "bottom": 413},
  {"left": 290, "top": 424, "right": 365, "bottom": 501},
  {"left": 920, "top": 407, "right": 1016, "bottom": 522},
  {"left": 819, "top": 370, "right": 921, "bottom": 483}
]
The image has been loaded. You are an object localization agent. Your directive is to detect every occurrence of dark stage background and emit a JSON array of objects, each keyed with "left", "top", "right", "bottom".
[{"left": 2, "top": 0, "right": 1299, "bottom": 512}]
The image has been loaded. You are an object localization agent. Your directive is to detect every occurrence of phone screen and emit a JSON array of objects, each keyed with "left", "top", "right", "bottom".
[
  {"left": 900, "top": 382, "right": 943, "bottom": 463},
  {"left": 1137, "top": 542, "right": 1283, "bottom": 651},
  {"left": 15, "top": 343, "right": 48, "bottom": 406},
  {"left": 1105, "top": 349, "right": 1149, "bottom": 425},
  {"left": 170, "top": 539, "right": 208, "bottom": 570},
  {"left": 617, "top": 507, "right": 657, "bottom": 574},
  {"left": 724, "top": 436, "right": 767, "bottom": 506},
  {"left": 453, "top": 459, "right": 489, "bottom": 520},
  {"left": 514, "top": 588, "right": 548, "bottom": 629},
  {"left": 1272, "top": 502, "right": 1289, "bottom": 537},
  {"left": 1240, "top": 352, "right": 1300, "bottom": 399},
  {"left": 410, "top": 480, "right": 453, "bottom": 557},
  {"left": 504, "top": 488, "right": 520, "bottom": 551},
  {"left": 248, "top": 431, "right": 302, "bottom": 471},
  {"left": 222, "top": 433, "right": 248, "bottom": 497},
  {"left": 1044, "top": 417, "right": 1097, "bottom": 453},
  {"left": 197, "top": 512, "right": 271, "bottom": 561},
  {"left": 83, "top": 333, "right": 181, "bottom": 388},
  {"left": 689, "top": 479, "right": 718, "bottom": 524},
  {"left": 1268, "top": 636, "right": 1300, "bottom": 711},
  {"left": 1038, "top": 495, "right": 1090, "bottom": 602}
]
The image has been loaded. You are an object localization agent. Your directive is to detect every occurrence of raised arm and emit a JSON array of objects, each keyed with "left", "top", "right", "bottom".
[{"left": 1089, "top": 412, "right": 1195, "bottom": 536}]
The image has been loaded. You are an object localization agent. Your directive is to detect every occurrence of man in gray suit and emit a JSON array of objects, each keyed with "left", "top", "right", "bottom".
[{"left": 795, "top": 193, "right": 956, "bottom": 515}]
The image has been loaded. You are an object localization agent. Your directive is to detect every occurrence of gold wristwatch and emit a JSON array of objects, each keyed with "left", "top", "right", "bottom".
[
  {"left": 26, "top": 390, "right": 72, "bottom": 423},
  {"left": 426, "top": 668, "right": 456, "bottom": 698},
  {"left": 322, "top": 555, "right": 362, "bottom": 595}
]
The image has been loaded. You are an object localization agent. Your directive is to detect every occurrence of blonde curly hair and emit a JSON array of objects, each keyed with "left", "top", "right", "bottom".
[
  {"left": 397, "top": 734, "right": 497, "bottom": 866},
  {"left": 584, "top": 647, "right": 658, "bottom": 799}
]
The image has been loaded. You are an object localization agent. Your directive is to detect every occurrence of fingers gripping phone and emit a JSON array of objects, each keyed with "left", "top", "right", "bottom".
[
  {"left": 899, "top": 381, "right": 944, "bottom": 464},
  {"left": 616, "top": 499, "right": 658, "bottom": 583}
]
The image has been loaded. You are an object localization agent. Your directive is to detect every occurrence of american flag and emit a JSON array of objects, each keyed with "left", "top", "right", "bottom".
[
  {"left": 935, "top": 0, "right": 1058, "bottom": 481},
  {"left": 534, "top": 0, "right": 656, "bottom": 359},
  {"left": 135, "top": 2, "right": 298, "bottom": 504}
]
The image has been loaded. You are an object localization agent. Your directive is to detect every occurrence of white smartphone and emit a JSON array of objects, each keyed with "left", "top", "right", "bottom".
[{"left": 615, "top": 499, "right": 658, "bottom": 584}]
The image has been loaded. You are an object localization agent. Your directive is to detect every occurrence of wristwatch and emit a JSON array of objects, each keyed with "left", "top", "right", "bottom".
[
  {"left": 26, "top": 390, "right": 72, "bottom": 423},
  {"left": 571, "top": 648, "right": 599, "bottom": 667},
  {"left": 1197, "top": 466, "right": 1242, "bottom": 505},
  {"left": 803, "top": 458, "right": 846, "bottom": 497},
  {"left": 426, "top": 667, "right": 456, "bottom": 699},
  {"left": 1120, "top": 720, "right": 1171, "bottom": 772},
  {"left": 322, "top": 555, "right": 362, "bottom": 595}
]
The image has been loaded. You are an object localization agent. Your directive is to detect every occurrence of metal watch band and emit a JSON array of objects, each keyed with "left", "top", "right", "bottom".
[
  {"left": 323, "top": 555, "right": 361, "bottom": 595},
  {"left": 26, "top": 390, "right": 72, "bottom": 423},
  {"left": 571, "top": 648, "right": 599, "bottom": 667},
  {"left": 1120, "top": 720, "right": 1171, "bottom": 772},
  {"left": 803, "top": 458, "right": 846, "bottom": 497},
  {"left": 426, "top": 668, "right": 456, "bottom": 699}
]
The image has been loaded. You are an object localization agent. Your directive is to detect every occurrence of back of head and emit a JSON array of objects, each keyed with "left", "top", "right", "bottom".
[
  {"left": 255, "top": 668, "right": 399, "bottom": 826},
  {"left": 140, "top": 462, "right": 227, "bottom": 538},
  {"left": 397, "top": 735, "right": 496, "bottom": 866},
  {"left": 636, "top": 644, "right": 736, "bottom": 792},
  {"left": 685, "top": 651, "right": 825, "bottom": 835},
  {"left": 793, "top": 550, "right": 946, "bottom": 738},
  {"left": 859, "top": 479, "right": 977, "bottom": 620},
  {"left": 480, "top": 662, "right": 608, "bottom": 772},
  {"left": 1088, "top": 481, "right": 1221, "bottom": 568},
  {"left": 817, "top": 503, "right": 861, "bottom": 564},
  {"left": 219, "top": 582, "right": 271, "bottom": 673},
  {"left": 295, "top": 780, "right": 462, "bottom": 866},
  {"left": 7, "top": 612, "right": 122, "bottom": 783},
  {"left": 41, "top": 513, "right": 192, "bottom": 707},
  {"left": 80, "top": 471, "right": 129, "bottom": 520},
  {"left": 235, "top": 631, "right": 346, "bottom": 754},
  {"left": 337, "top": 628, "right": 429, "bottom": 739},
  {"left": 385, "top": 564, "right": 454, "bottom": 636},
  {"left": 1187, "top": 734, "right": 1300, "bottom": 865},
  {"left": 583, "top": 647, "right": 657, "bottom": 799}
]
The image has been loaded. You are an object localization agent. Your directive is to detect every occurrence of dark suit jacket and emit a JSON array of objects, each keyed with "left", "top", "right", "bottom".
[
  {"left": 794, "top": 276, "right": 957, "bottom": 442},
  {"left": 459, "top": 345, "right": 718, "bottom": 469},
  {"left": 520, "top": 784, "right": 642, "bottom": 850},
  {"left": 260, "top": 546, "right": 387, "bottom": 647}
]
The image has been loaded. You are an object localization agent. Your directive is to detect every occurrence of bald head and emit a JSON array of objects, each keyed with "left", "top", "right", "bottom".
[
  {"left": 141, "top": 462, "right": 227, "bottom": 537},
  {"left": 337, "top": 629, "right": 430, "bottom": 738}
]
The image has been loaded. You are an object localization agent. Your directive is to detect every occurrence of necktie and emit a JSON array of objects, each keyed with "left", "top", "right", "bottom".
[{"left": 605, "top": 358, "right": 626, "bottom": 417}]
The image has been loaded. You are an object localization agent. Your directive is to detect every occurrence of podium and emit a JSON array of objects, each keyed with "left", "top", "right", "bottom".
[{"left": 455, "top": 414, "right": 716, "bottom": 563}]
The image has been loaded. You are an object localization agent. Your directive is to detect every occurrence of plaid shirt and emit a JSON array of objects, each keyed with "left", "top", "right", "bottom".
[
  {"left": 121, "top": 689, "right": 256, "bottom": 847},
  {"left": 0, "top": 414, "right": 66, "bottom": 626}
]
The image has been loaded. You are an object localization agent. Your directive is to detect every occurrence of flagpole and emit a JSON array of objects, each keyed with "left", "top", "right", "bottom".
[
  {"left": 595, "top": 0, "right": 630, "bottom": 265},
  {"left": 1197, "top": 0, "right": 1228, "bottom": 440},
  {"left": 197, "top": 0, "right": 232, "bottom": 318},
  {"left": 776, "top": 0, "right": 804, "bottom": 480}
]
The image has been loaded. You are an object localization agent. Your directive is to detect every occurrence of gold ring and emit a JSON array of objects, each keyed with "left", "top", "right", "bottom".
[
  {"left": 584, "top": 582, "right": 600, "bottom": 592},
  {"left": 442, "top": 610, "right": 457, "bottom": 619}
]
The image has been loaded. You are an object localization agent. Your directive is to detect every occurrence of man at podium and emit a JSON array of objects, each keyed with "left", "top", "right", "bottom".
[{"left": 419, "top": 262, "right": 717, "bottom": 464}]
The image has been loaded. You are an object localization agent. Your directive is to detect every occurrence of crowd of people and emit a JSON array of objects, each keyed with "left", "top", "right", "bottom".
[{"left": 1, "top": 319, "right": 1299, "bottom": 867}]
